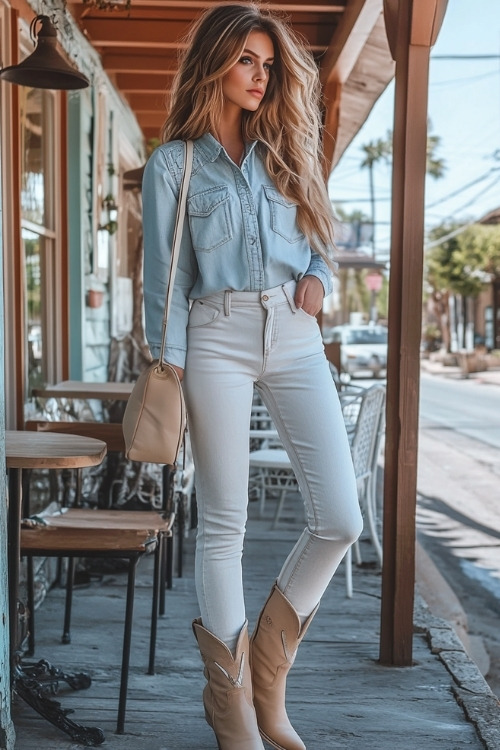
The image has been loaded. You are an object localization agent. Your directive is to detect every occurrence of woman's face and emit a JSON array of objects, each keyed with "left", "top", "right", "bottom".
[{"left": 221, "top": 31, "right": 275, "bottom": 114}]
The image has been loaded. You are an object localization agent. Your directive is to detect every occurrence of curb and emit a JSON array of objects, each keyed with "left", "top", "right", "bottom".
[
  {"left": 420, "top": 359, "right": 500, "bottom": 387},
  {"left": 414, "top": 552, "right": 500, "bottom": 750}
]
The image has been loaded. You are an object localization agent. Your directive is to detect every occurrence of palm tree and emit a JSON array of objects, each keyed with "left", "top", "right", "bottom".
[
  {"left": 360, "top": 134, "right": 392, "bottom": 258},
  {"left": 360, "top": 127, "right": 445, "bottom": 257},
  {"left": 425, "top": 134, "right": 446, "bottom": 178}
]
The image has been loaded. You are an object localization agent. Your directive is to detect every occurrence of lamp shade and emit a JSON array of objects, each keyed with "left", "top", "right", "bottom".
[{"left": 0, "top": 15, "right": 89, "bottom": 90}]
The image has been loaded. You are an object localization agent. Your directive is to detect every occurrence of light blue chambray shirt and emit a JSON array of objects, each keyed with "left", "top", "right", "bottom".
[{"left": 142, "top": 133, "right": 334, "bottom": 368}]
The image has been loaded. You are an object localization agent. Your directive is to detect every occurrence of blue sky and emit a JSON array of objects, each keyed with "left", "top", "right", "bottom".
[{"left": 328, "top": 0, "right": 500, "bottom": 257}]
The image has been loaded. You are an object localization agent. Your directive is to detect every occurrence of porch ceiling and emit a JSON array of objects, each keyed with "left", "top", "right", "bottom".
[{"left": 66, "top": 0, "right": 394, "bottom": 169}]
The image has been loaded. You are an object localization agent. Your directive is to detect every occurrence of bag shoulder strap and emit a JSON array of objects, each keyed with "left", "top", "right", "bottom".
[{"left": 159, "top": 139, "right": 194, "bottom": 365}]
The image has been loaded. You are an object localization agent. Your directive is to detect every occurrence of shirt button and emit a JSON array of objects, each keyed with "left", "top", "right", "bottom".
[{"left": 262, "top": 294, "right": 269, "bottom": 301}]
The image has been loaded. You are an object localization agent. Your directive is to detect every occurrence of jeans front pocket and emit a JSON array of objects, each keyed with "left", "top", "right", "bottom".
[
  {"left": 188, "top": 299, "right": 221, "bottom": 328},
  {"left": 188, "top": 186, "right": 233, "bottom": 253}
]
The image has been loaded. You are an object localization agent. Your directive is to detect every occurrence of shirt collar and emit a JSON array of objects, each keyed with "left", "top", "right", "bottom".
[{"left": 196, "top": 132, "right": 259, "bottom": 163}]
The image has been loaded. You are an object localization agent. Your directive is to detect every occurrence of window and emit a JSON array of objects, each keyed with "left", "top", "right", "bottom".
[{"left": 20, "top": 86, "right": 58, "bottom": 397}]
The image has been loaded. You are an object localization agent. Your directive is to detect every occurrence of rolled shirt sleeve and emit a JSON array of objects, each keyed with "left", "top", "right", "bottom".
[
  {"left": 305, "top": 251, "right": 335, "bottom": 297},
  {"left": 142, "top": 146, "right": 197, "bottom": 369}
]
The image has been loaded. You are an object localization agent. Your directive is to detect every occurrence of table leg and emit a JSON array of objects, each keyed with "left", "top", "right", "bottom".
[
  {"left": 8, "top": 469, "right": 21, "bottom": 666},
  {"left": 7, "top": 468, "right": 105, "bottom": 746}
]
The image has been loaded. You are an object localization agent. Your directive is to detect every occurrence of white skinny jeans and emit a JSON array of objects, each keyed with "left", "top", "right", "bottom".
[{"left": 183, "top": 280, "right": 362, "bottom": 646}]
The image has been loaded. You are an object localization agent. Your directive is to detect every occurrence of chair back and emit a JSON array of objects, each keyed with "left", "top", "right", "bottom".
[
  {"left": 339, "top": 387, "right": 364, "bottom": 439},
  {"left": 350, "top": 385, "right": 386, "bottom": 482}
]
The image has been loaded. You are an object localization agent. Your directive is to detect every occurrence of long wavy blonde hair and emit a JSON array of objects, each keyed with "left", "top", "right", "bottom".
[{"left": 161, "top": 2, "right": 335, "bottom": 266}]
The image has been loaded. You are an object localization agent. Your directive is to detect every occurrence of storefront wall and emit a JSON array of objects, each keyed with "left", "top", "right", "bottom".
[
  {"left": 0, "top": 2, "right": 144, "bottom": 741},
  {"left": 1, "top": 0, "right": 144, "bottom": 427}
]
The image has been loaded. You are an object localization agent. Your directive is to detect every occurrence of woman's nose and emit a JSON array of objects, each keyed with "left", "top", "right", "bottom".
[{"left": 253, "top": 64, "right": 266, "bottom": 81}]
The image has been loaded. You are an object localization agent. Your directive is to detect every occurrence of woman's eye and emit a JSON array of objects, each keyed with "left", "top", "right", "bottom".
[
  {"left": 264, "top": 63, "right": 273, "bottom": 71},
  {"left": 240, "top": 56, "right": 252, "bottom": 65}
]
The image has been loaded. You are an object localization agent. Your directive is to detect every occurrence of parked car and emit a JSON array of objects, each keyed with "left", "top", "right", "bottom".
[{"left": 323, "top": 324, "right": 388, "bottom": 380}]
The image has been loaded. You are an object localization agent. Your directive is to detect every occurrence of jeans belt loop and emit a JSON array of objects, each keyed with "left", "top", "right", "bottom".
[
  {"left": 281, "top": 282, "right": 296, "bottom": 314},
  {"left": 224, "top": 290, "right": 232, "bottom": 316}
]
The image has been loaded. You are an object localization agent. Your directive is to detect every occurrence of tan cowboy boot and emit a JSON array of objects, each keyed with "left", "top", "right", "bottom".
[
  {"left": 250, "top": 583, "right": 318, "bottom": 750},
  {"left": 192, "top": 618, "right": 264, "bottom": 750}
]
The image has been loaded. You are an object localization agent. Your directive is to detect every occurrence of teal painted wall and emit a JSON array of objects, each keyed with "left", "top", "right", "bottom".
[
  {"left": 67, "top": 93, "right": 85, "bottom": 380},
  {"left": 0, "top": 149, "right": 16, "bottom": 749}
]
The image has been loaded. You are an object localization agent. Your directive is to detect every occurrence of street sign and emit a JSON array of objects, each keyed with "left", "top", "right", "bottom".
[{"left": 365, "top": 272, "right": 383, "bottom": 292}]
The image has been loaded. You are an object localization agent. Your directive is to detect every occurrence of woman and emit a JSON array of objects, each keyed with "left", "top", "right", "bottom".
[{"left": 142, "top": 4, "right": 362, "bottom": 749}]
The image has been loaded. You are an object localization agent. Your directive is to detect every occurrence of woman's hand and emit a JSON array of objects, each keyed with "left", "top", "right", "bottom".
[{"left": 294, "top": 275, "right": 324, "bottom": 317}]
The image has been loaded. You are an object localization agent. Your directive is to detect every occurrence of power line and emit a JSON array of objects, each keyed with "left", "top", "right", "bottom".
[
  {"left": 431, "top": 70, "right": 500, "bottom": 87},
  {"left": 442, "top": 174, "right": 500, "bottom": 218},
  {"left": 425, "top": 167, "right": 500, "bottom": 209},
  {"left": 424, "top": 221, "right": 476, "bottom": 249},
  {"left": 333, "top": 166, "right": 500, "bottom": 209}
]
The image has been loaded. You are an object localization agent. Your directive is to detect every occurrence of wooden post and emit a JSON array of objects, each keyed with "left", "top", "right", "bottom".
[{"left": 379, "top": 0, "right": 448, "bottom": 666}]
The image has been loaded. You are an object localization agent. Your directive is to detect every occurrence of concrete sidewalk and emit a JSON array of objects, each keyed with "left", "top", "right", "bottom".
[
  {"left": 420, "top": 356, "right": 500, "bottom": 387},
  {"left": 11, "top": 495, "right": 500, "bottom": 750}
]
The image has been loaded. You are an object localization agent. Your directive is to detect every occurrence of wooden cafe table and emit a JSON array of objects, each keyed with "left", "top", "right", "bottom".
[
  {"left": 5, "top": 430, "right": 108, "bottom": 745},
  {"left": 32, "top": 380, "right": 134, "bottom": 402}
]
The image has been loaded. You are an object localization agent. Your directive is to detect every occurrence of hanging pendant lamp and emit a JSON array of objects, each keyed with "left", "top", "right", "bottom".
[{"left": 0, "top": 15, "right": 89, "bottom": 90}]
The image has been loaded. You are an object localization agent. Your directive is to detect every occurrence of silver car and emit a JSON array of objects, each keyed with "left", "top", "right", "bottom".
[{"left": 323, "top": 324, "right": 388, "bottom": 380}]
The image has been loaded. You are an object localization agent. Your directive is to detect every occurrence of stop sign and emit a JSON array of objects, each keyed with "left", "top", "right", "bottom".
[{"left": 365, "top": 272, "right": 383, "bottom": 292}]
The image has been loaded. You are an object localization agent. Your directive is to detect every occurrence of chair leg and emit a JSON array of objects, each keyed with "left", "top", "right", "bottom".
[
  {"left": 165, "top": 535, "right": 173, "bottom": 591},
  {"left": 159, "top": 535, "right": 167, "bottom": 615},
  {"left": 272, "top": 488, "right": 288, "bottom": 529},
  {"left": 366, "top": 473, "right": 383, "bottom": 565},
  {"left": 353, "top": 539, "right": 362, "bottom": 566},
  {"left": 148, "top": 540, "right": 162, "bottom": 676},
  {"left": 345, "top": 546, "right": 353, "bottom": 598},
  {"left": 116, "top": 557, "right": 139, "bottom": 735},
  {"left": 74, "top": 468, "right": 83, "bottom": 508},
  {"left": 26, "top": 556, "right": 35, "bottom": 657},
  {"left": 62, "top": 558, "right": 75, "bottom": 644},
  {"left": 259, "top": 481, "right": 267, "bottom": 517},
  {"left": 177, "top": 498, "right": 184, "bottom": 578}
]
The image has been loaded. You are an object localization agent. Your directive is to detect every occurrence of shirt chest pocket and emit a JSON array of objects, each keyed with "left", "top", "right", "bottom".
[
  {"left": 187, "top": 185, "right": 233, "bottom": 253},
  {"left": 263, "top": 185, "right": 303, "bottom": 244}
]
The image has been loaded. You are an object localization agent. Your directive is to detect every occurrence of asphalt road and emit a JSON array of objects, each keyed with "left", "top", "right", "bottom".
[
  {"left": 419, "top": 371, "right": 500, "bottom": 449},
  {"left": 416, "top": 371, "right": 500, "bottom": 697}
]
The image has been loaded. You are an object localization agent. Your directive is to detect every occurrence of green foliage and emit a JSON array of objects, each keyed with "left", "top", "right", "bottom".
[
  {"left": 483, "top": 225, "right": 500, "bottom": 277},
  {"left": 360, "top": 128, "right": 445, "bottom": 177},
  {"left": 426, "top": 135, "right": 446, "bottom": 179},
  {"left": 425, "top": 222, "right": 459, "bottom": 292},
  {"left": 375, "top": 274, "right": 389, "bottom": 320},
  {"left": 426, "top": 222, "right": 499, "bottom": 299}
]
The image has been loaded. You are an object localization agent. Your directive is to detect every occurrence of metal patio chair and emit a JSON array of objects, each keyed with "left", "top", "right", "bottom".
[{"left": 249, "top": 385, "right": 386, "bottom": 597}]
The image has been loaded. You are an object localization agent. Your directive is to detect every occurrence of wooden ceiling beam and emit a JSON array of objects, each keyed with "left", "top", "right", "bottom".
[
  {"left": 80, "top": 15, "right": 332, "bottom": 51},
  {"left": 136, "top": 111, "right": 165, "bottom": 127},
  {"left": 320, "top": 0, "right": 383, "bottom": 84},
  {"left": 125, "top": 93, "right": 168, "bottom": 112},
  {"left": 114, "top": 73, "right": 171, "bottom": 91},
  {"left": 81, "top": 18, "right": 190, "bottom": 46},
  {"left": 72, "top": 0, "right": 346, "bottom": 11},
  {"left": 101, "top": 53, "right": 177, "bottom": 74}
]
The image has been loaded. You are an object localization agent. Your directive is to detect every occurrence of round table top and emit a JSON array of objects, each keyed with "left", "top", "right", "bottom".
[
  {"left": 5, "top": 430, "right": 107, "bottom": 470},
  {"left": 32, "top": 380, "right": 134, "bottom": 401}
]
